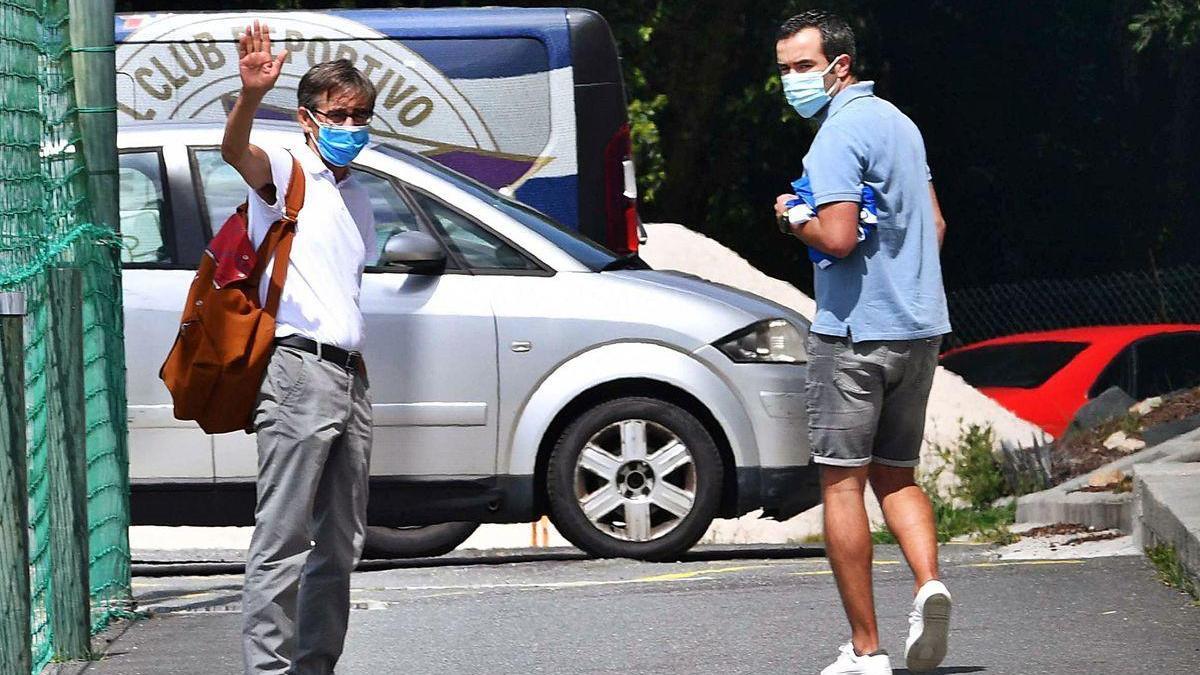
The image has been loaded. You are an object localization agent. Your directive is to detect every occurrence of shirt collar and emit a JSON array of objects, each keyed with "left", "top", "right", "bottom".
[
  {"left": 289, "top": 139, "right": 355, "bottom": 186},
  {"left": 818, "top": 80, "right": 875, "bottom": 123}
]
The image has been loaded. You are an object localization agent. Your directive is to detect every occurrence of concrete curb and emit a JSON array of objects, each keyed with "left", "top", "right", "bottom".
[
  {"left": 1016, "top": 428, "right": 1200, "bottom": 531},
  {"left": 1132, "top": 462, "right": 1200, "bottom": 588}
]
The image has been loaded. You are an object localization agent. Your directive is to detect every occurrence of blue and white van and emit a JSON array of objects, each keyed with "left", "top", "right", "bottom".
[{"left": 115, "top": 7, "right": 642, "bottom": 253}]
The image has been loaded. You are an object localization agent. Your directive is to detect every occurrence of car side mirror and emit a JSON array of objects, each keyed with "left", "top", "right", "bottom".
[{"left": 381, "top": 231, "right": 447, "bottom": 273}]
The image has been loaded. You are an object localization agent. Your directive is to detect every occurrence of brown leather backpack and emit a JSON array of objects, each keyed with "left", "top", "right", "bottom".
[{"left": 159, "top": 154, "right": 305, "bottom": 434}]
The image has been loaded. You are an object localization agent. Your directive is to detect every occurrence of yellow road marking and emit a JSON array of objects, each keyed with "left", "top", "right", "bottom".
[
  {"left": 371, "top": 564, "right": 779, "bottom": 593},
  {"left": 412, "top": 591, "right": 478, "bottom": 599},
  {"left": 371, "top": 577, "right": 692, "bottom": 592},
  {"left": 634, "top": 564, "right": 770, "bottom": 582},
  {"left": 137, "top": 555, "right": 1096, "bottom": 602},
  {"left": 964, "top": 559, "right": 1086, "bottom": 568},
  {"left": 175, "top": 591, "right": 217, "bottom": 600},
  {"left": 365, "top": 557, "right": 1086, "bottom": 592}
]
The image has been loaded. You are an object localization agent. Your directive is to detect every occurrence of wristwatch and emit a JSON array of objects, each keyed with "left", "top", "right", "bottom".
[
  {"left": 776, "top": 212, "right": 792, "bottom": 234},
  {"left": 779, "top": 203, "right": 814, "bottom": 235}
]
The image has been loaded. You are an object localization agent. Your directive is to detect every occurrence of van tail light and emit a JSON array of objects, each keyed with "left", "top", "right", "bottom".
[{"left": 603, "top": 122, "right": 642, "bottom": 254}]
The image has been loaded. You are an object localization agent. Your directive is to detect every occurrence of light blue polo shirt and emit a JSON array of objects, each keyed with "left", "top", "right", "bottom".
[{"left": 803, "top": 81, "right": 951, "bottom": 342}]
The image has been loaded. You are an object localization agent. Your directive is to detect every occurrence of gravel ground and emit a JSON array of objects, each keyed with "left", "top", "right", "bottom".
[{"left": 1050, "top": 387, "right": 1200, "bottom": 484}]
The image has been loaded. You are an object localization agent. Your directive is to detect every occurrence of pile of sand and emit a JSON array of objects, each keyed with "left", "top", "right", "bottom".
[{"left": 638, "top": 223, "right": 1049, "bottom": 543}]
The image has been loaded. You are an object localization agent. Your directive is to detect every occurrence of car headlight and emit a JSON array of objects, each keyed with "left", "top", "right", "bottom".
[{"left": 715, "top": 319, "right": 806, "bottom": 364}]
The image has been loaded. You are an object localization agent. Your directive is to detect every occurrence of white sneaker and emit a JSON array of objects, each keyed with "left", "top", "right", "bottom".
[
  {"left": 906, "top": 579, "right": 952, "bottom": 673},
  {"left": 820, "top": 642, "right": 892, "bottom": 675}
]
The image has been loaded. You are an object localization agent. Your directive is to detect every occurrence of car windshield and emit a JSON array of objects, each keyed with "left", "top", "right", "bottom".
[
  {"left": 373, "top": 144, "right": 621, "bottom": 272},
  {"left": 941, "top": 341, "right": 1089, "bottom": 389}
]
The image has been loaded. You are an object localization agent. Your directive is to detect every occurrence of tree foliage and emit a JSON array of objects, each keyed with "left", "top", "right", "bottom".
[{"left": 1131, "top": 0, "right": 1200, "bottom": 51}]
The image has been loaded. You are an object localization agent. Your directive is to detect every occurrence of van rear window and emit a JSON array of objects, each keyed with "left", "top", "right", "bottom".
[{"left": 941, "top": 341, "right": 1089, "bottom": 389}]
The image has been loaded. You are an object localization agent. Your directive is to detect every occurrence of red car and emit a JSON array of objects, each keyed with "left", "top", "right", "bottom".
[{"left": 940, "top": 325, "right": 1200, "bottom": 437}]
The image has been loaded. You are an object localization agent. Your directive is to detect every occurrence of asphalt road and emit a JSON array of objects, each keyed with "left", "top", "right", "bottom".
[{"left": 74, "top": 545, "right": 1199, "bottom": 674}]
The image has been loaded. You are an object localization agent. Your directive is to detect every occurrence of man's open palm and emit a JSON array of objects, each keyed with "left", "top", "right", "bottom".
[{"left": 237, "top": 20, "right": 286, "bottom": 95}]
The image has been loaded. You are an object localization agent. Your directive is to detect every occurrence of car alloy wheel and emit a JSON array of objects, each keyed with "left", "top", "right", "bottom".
[
  {"left": 574, "top": 419, "right": 697, "bottom": 542},
  {"left": 547, "top": 396, "right": 723, "bottom": 561}
]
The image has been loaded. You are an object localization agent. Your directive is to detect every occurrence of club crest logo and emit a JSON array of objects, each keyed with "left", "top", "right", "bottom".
[{"left": 117, "top": 13, "right": 513, "bottom": 164}]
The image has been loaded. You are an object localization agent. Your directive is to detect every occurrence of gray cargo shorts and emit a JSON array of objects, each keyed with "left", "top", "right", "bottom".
[{"left": 805, "top": 332, "right": 941, "bottom": 468}]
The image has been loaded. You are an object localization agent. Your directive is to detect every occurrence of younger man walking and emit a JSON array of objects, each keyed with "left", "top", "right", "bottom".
[
  {"left": 773, "top": 10, "right": 953, "bottom": 675},
  {"left": 222, "top": 21, "right": 377, "bottom": 675}
]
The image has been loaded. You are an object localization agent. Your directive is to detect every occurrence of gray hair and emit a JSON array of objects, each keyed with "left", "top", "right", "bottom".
[{"left": 297, "top": 59, "right": 377, "bottom": 112}]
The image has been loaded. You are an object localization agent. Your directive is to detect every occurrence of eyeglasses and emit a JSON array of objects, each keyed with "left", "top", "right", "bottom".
[{"left": 311, "top": 107, "right": 374, "bottom": 126}]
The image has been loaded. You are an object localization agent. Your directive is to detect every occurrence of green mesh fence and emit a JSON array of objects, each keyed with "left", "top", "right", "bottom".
[{"left": 0, "top": 0, "right": 131, "bottom": 671}]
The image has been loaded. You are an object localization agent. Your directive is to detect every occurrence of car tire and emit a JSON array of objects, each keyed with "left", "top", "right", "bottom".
[
  {"left": 361, "top": 522, "right": 480, "bottom": 560},
  {"left": 546, "top": 397, "right": 723, "bottom": 561}
]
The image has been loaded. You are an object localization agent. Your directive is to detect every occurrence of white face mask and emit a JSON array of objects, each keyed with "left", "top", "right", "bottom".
[{"left": 781, "top": 57, "right": 840, "bottom": 118}]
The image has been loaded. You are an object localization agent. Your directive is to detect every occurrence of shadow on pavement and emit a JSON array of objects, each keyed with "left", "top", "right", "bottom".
[
  {"left": 679, "top": 545, "right": 825, "bottom": 562},
  {"left": 135, "top": 584, "right": 242, "bottom": 602},
  {"left": 892, "top": 662, "right": 984, "bottom": 667},
  {"left": 363, "top": 544, "right": 826, "bottom": 569},
  {"left": 133, "top": 544, "right": 828, "bottom": 577}
]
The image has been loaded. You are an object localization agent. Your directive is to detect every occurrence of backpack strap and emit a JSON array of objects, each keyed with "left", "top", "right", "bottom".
[
  {"left": 281, "top": 150, "right": 307, "bottom": 223},
  {"left": 253, "top": 153, "right": 306, "bottom": 316}
]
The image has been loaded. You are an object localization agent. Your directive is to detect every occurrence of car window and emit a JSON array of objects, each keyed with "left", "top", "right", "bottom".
[
  {"left": 118, "top": 151, "right": 172, "bottom": 265},
  {"left": 410, "top": 192, "right": 540, "bottom": 272},
  {"left": 940, "top": 341, "right": 1088, "bottom": 389},
  {"left": 375, "top": 143, "right": 619, "bottom": 271},
  {"left": 192, "top": 149, "right": 427, "bottom": 269},
  {"left": 191, "top": 148, "right": 248, "bottom": 236},
  {"left": 489, "top": 197, "right": 622, "bottom": 271},
  {"left": 1089, "top": 346, "right": 1134, "bottom": 399},
  {"left": 1133, "top": 332, "right": 1200, "bottom": 399},
  {"left": 352, "top": 170, "right": 422, "bottom": 267}
]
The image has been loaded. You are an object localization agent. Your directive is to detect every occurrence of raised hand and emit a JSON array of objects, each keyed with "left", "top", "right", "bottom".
[{"left": 236, "top": 20, "right": 287, "bottom": 96}]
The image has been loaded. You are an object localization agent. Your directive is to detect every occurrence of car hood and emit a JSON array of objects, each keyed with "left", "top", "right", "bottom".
[{"left": 607, "top": 269, "right": 810, "bottom": 332}]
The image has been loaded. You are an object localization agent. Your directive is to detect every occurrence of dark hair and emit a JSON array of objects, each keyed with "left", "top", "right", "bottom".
[
  {"left": 297, "top": 59, "right": 377, "bottom": 112},
  {"left": 777, "top": 10, "right": 857, "bottom": 70}
]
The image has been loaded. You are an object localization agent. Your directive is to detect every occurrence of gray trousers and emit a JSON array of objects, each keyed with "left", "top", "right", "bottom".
[{"left": 242, "top": 345, "right": 372, "bottom": 675}]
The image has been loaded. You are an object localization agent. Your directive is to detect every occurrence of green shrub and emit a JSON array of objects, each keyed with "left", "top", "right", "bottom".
[
  {"left": 1146, "top": 544, "right": 1200, "bottom": 603},
  {"left": 945, "top": 424, "right": 1009, "bottom": 509},
  {"left": 873, "top": 424, "right": 1017, "bottom": 544}
]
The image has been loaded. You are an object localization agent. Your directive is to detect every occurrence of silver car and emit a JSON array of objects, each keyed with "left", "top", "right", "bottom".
[{"left": 120, "top": 122, "right": 817, "bottom": 561}]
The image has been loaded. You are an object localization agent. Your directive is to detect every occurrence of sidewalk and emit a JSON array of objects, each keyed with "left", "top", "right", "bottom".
[
  {"left": 1017, "top": 428, "right": 1200, "bottom": 585},
  {"left": 1134, "top": 461, "right": 1200, "bottom": 587}
]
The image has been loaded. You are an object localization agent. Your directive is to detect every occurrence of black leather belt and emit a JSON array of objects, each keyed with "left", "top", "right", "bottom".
[{"left": 275, "top": 335, "right": 363, "bottom": 373}]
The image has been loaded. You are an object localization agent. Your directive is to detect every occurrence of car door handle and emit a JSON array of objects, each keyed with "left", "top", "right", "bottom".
[{"left": 511, "top": 341, "right": 532, "bottom": 353}]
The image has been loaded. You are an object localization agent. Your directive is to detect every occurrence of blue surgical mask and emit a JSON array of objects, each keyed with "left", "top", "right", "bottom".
[
  {"left": 781, "top": 58, "right": 840, "bottom": 119},
  {"left": 306, "top": 110, "right": 370, "bottom": 167}
]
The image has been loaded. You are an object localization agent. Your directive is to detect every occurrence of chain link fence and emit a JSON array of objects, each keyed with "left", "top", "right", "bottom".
[
  {"left": 946, "top": 264, "right": 1200, "bottom": 348},
  {"left": 1, "top": 0, "right": 131, "bottom": 671}
]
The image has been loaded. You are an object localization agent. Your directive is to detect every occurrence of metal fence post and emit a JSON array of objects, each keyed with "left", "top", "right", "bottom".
[
  {"left": 0, "top": 291, "right": 32, "bottom": 675},
  {"left": 46, "top": 268, "right": 92, "bottom": 660}
]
